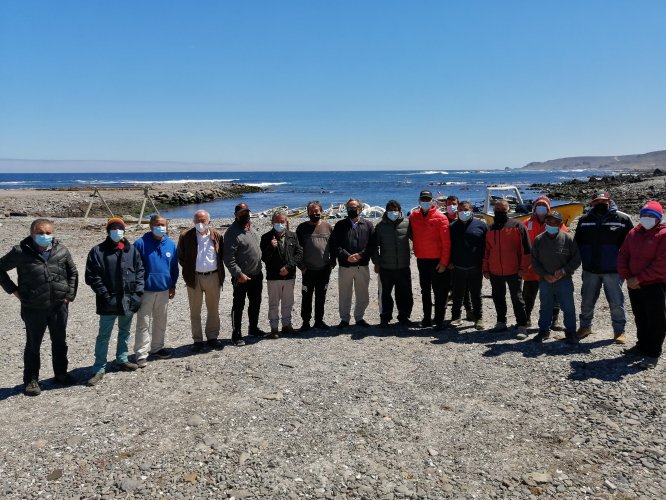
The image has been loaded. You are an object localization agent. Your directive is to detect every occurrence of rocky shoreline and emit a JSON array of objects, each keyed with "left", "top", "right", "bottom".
[
  {"left": 0, "top": 182, "right": 264, "bottom": 219},
  {"left": 530, "top": 170, "right": 666, "bottom": 213}
]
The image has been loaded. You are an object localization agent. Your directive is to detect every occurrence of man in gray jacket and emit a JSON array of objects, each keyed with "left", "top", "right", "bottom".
[
  {"left": 530, "top": 211, "right": 582, "bottom": 343},
  {"left": 223, "top": 203, "right": 264, "bottom": 345},
  {"left": 372, "top": 200, "right": 414, "bottom": 327}
]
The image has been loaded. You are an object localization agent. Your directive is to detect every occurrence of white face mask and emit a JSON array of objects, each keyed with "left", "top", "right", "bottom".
[
  {"left": 195, "top": 222, "right": 208, "bottom": 233},
  {"left": 640, "top": 216, "right": 658, "bottom": 230}
]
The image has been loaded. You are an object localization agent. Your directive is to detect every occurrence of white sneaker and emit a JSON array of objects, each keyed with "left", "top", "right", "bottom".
[
  {"left": 516, "top": 326, "right": 528, "bottom": 340},
  {"left": 450, "top": 318, "right": 463, "bottom": 327}
]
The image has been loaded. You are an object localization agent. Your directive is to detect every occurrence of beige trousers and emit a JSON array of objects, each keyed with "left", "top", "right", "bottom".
[
  {"left": 267, "top": 279, "right": 295, "bottom": 328},
  {"left": 338, "top": 265, "right": 370, "bottom": 322},
  {"left": 134, "top": 290, "right": 170, "bottom": 360},
  {"left": 186, "top": 272, "right": 221, "bottom": 342}
]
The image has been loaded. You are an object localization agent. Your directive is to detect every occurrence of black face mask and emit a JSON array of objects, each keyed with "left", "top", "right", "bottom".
[
  {"left": 309, "top": 213, "right": 321, "bottom": 223},
  {"left": 347, "top": 209, "right": 359, "bottom": 219},
  {"left": 237, "top": 214, "right": 251, "bottom": 225},
  {"left": 494, "top": 212, "right": 508, "bottom": 225},
  {"left": 593, "top": 204, "right": 609, "bottom": 215}
]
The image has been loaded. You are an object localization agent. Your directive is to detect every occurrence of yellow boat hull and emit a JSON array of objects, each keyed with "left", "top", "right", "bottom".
[{"left": 476, "top": 202, "right": 585, "bottom": 228}]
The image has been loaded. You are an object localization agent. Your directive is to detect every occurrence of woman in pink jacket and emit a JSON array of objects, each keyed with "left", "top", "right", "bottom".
[{"left": 617, "top": 201, "right": 666, "bottom": 369}]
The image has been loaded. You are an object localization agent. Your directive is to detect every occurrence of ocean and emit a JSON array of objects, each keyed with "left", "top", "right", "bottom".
[{"left": 0, "top": 169, "right": 604, "bottom": 218}]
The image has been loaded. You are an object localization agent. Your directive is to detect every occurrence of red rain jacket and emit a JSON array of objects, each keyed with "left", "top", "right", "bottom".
[
  {"left": 483, "top": 218, "right": 531, "bottom": 276},
  {"left": 617, "top": 223, "right": 666, "bottom": 285},
  {"left": 408, "top": 206, "right": 451, "bottom": 265}
]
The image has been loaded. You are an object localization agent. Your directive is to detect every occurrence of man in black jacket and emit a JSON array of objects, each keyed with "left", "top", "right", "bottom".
[
  {"left": 331, "top": 198, "right": 375, "bottom": 329},
  {"left": 0, "top": 219, "right": 78, "bottom": 396},
  {"left": 260, "top": 210, "right": 303, "bottom": 338},
  {"left": 85, "top": 218, "right": 144, "bottom": 386},
  {"left": 574, "top": 192, "right": 633, "bottom": 343}
]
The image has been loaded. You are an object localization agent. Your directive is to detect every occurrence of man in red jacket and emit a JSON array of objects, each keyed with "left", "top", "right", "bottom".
[
  {"left": 618, "top": 201, "right": 666, "bottom": 369},
  {"left": 409, "top": 190, "right": 451, "bottom": 330},
  {"left": 482, "top": 200, "right": 531, "bottom": 335}
]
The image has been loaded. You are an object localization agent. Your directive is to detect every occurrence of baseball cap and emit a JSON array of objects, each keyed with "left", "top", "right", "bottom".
[{"left": 419, "top": 190, "right": 433, "bottom": 200}]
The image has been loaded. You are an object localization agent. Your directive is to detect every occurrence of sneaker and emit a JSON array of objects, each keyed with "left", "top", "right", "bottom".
[
  {"left": 449, "top": 318, "right": 463, "bottom": 327},
  {"left": 248, "top": 327, "right": 265, "bottom": 337},
  {"left": 153, "top": 348, "right": 173, "bottom": 359},
  {"left": 532, "top": 330, "right": 551, "bottom": 342},
  {"left": 420, "top": 318, "right": 432, "bottom": 328},
  {"left": 639, "top": 357, "right": 658, "bottom": 369},
  {"left": 24, "top": 379, "right": 41, "bottom": 396},
  {"left": 614, "top": 332, "right": 626, "bottom": 345},
  {"left": 380, "top": 318, "right": 391, "bottom": 327},
  {"left": 337, "top": 320, "right": 350, "bottom": 329},
  {"left": 233, "top": 338, "right": 246, "bottom": 347},
  {"left": 117, "top": 361, "right": 138, "bottom": 371},
  {"left": 474, "top": 320, "right": 484, "bottom": 331},
  {"left": 137, "top": 358, "right": 148, "bottom": 369},
  {"left": 54, "top": 373, "right": 76, "bottom": 385},
  {"left": 270, "top": 328, "right": 280, "bottom": 339},
  {"left": 576, "top": 327, "right": 592, "bottom": 339},
  {"left": 356, "top": 319, "right": 371, "bottom": 328},
  {"left": 491, "top": 322, "right": 507, "bottom": 332},
  {"left": 207, "top": 338, "right": 223, "bottom": 349},
  {"left": 282, "top": 325, "right": 295, "bottom": 335},
  {"left": 191, "top": 341, "right": 205, "bottom": 353},
  {"left": 624, "top": 345, "right": 644, "bottom": 356},
  {"left": 516, "top": 326, "right": 529, "bottom": 340},
  {"left": 85, "top": 372, "right": 104, "bottom": 387},
  {"left": 550, "top": 321, "right": 565, "bottom": 332},
  {"left": 313, "top": 321, "right": 330, "bottom": 330}
]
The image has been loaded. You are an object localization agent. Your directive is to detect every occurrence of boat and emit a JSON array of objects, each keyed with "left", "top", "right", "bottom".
[
  {"left": 474, "top": 185, "right": 585, "bottom": 227},
  {"left": 360, "top": 203, "right": 385, "bottom": 218},
  {"left": 250, "top": 205, "right": 288, "bottom": 218}
]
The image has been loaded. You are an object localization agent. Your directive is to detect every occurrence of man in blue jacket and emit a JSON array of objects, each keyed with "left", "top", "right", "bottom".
[
  {"left": 574, "top": 192, "right": 633, "bottom": 344},
  {"left": 133, "top": 215, "right": 179, "bottom": 368},
  {"left": 85, "top": 218, "right": 144, "bottom": 386}
]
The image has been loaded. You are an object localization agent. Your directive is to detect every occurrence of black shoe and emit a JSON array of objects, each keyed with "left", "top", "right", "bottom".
[
  {"left": 380, "top": 318, "right": 391, "bottom": 327},
  {"left": 434, "top": 322, "right": 446, "bottom": 332},
  {"left": 398, "top": 318, "right": 417, "bottom": 327},
  {"left": 233, "top": 338, "right": 246, "bottom": 347},
  {"left": 206, "top": 339, "right": 223, "bottom": 350},
  {"left": 420, "top": 318, "right": 432, "bottom": 328},
  {"left": 337, "top": 321, "right": 350, "bottom": 329},
  {"left": 152, "top": 348, "right": 173, "bottom": 359},
  {"left": 54, "top": 373, "right": 76, "bottom": 385},
  {"left": 300, "top": 322, "right": 311, "bottom": 332},
  {"left": 356, "top": 319, "right": 371, "bottom": 328},
  {"left": 624, "top": 345, "right": 644, "bottom": 356},
  {"left": 191, "top": 342, "right": 205, "bottom": 353},
  {"left": 532, "top": 331, "right": 551, "bottom": 343},
  {"left": 248, "top": 327, "right": 265, "bottom": 337},
  {"left": 24, "top": 379, "right": 41, "bottom": 396},
  {"left": 313, "top": 321, "right": 330, "bottom": 330}
]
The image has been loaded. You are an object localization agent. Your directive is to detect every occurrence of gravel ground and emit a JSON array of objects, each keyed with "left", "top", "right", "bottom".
[{"left": 0, "top": 216, "right": 664, "bottom": 500}]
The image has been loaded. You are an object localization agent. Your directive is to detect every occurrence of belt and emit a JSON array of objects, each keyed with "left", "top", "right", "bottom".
[{"left": 196, "top": 270, "right": 218, "bottom": 275}]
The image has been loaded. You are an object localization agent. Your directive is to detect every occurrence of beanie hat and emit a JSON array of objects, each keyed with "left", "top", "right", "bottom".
[
  {"left": 533, "top": 196, "right": 551, "bottom": 212},
  {"left": 106, "top": 217, "right": 125, "bottom": 231},
  {"left": 639, "top": 200, "right": 663, "bottom": 220}
]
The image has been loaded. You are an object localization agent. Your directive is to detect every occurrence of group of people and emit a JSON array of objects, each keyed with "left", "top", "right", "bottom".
[{"left": 1, "top": 190, "right": 665, "bottom": 396}]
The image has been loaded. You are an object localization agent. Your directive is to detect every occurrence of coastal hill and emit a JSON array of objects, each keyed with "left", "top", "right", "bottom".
[{"left": 521, "top": 149, "right": 666, "bottom": 171}]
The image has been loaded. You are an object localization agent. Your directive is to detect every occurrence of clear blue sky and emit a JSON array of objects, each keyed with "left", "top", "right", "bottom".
[{"left": 1, "top": 0, "right": 665, "bottom": 171}]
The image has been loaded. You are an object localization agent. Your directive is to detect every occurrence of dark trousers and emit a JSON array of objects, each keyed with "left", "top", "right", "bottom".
[
  {"left": 489, "top": 274, "right": 527, "bottom": 326},
  {"left": 379, "top": 267, "right": 413, "bottom": 321},
  {"left": 300, "top": 267, "right": 331, "bottom": 324},
  {"left": 21, "top": 302, "right": 69, "bottom": 384},
  {"left": 451, "top": 268, "right": 483, "bottom": 320},
  {"left": 416, "top": 258, "right": 448, "bottom": 325},
  {"left": 231, "top": 272, "right": 263, "bottom": 340},
  {"left": 628, "top": 284, "right": 665, "bottom": 358},
  {"left": 523, "top": 280, "right": 560, "bottom": 324}
]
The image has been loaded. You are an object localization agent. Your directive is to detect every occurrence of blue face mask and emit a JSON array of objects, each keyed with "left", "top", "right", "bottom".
[
  {"left": 458, "top": 211, "right": 473, "bottom": 222},
  {"left": 273, "top": 223, "right": 286, "bottom": 233},
  {"left": 386, "top": 211, "right": 400, "bottom": 221},
  {"left": 109, "top": 229, "right": 124, "bottom": 242},
  {"left": 420, "top": 201, "right": 432, "bottom": 211},
  {"left": 535, "top": 206, "right": 548, "bottom": 217},
  {"left": 34, "top": 234, "right": 53, "bottom": 247},
  {"left": 545, "top": 225, "right": 559, "bottom": 235},
  {"left": 152, "top": 226, "right": 167, "bottom": 237}
]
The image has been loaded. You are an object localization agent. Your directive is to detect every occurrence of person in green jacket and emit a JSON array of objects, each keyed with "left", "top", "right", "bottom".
[{"left": 372, "top": 200, "right": 415, "bottom": 327}]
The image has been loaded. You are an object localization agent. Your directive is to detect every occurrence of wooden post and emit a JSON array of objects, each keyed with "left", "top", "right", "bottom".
[{"left": 81, "top": 188, "right": 115, "bottom": 229}]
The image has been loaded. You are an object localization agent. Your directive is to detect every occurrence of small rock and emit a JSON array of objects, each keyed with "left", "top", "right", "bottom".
[
  {"left": 524, "top": 472, "right": 552, "bottom": 484},
  {"left": 118, "top": 478, "right": 141, "bottom": 493},
  {"left": 31, "top": 439, "right": 47, "bottom": 449},
  {"left": 261, "top": 391, "right": 284, "bottom": 400},
  {"left": 428, "top": 448, "right": 439, "bottom": 456},
  {"left": 188, "top": 415, "right": 204, "bottom": 427},
  {"left": 239, "top": 452, "right": 251, "bottom": 465},
  {"left": 605, "top": 479, "right": 617, "bottom": 490},
  {"left": 227, "top": 489, "right": 252, "bottom": 498},
  {"left": 394, "top": 484, "right": 413, "bottom": 495},
  {"left": 66, "top": 436, "right": 83, "bottom": 447},
  {"left": 47, "top": 469, "right": 63, "bottom": 481},
  {"left": 183, "top": 472, "right": 198, "bottom": 483}
]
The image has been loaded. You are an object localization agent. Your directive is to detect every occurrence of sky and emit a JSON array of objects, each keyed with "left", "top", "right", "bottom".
[{"left": 1, "top": 0, "right": 665, "bottom": 172}]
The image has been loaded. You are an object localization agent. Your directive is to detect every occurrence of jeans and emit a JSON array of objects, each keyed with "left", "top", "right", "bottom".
[
  {"left": 416, "top": 258, "right": 448, "bottom": 325},
  {"left": 489, "top": 274, "right": 527, "bottom": 326},
  {"left": 579, "top": 271, "right": 626, "bottom": 334},
  {"left": 93, "top": 314, "right": 134, "bottom": 374},
  {"left": 628, "top": 284, "right": 665, "bottom": 358},
  {"left": 301, "top": 267, "right": 331, "bottom": 324},
  {"left": 21, "top": 303, "right": 69, "bottom": 384},
  {"left": 231, "top": 272, "right": 263, "bottom": 340},
  {"left": 523, "top": 280, "right": 560, "bottom": 325},
  {"left": 538, "top": 278, "right": 576, "bottom": 335},
  {"left": 451, "top": 268, "right": 483, "bottom": 320},
  {"left": 379, "top": 267, "right": 413, "bottom": 321}
]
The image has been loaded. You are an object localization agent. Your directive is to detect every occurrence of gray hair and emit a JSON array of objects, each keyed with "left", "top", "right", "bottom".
[
  {"left": 272, "top": 209, "right": 288, "bottom": 222},
  {"left": 346, "top": 197, "right": 361, "bottom": 207},
  {"left": 306, "top": 200, "right": 322, "bottom": 211},
  {"left": 30, "top": 218, "right": 53, "bottom": 232},
  {"left": 193, "top": 210, "right": 210, "bottom": 222},
  {"left": 494, "top": 200, "right": 510, "bottom": 210}
]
